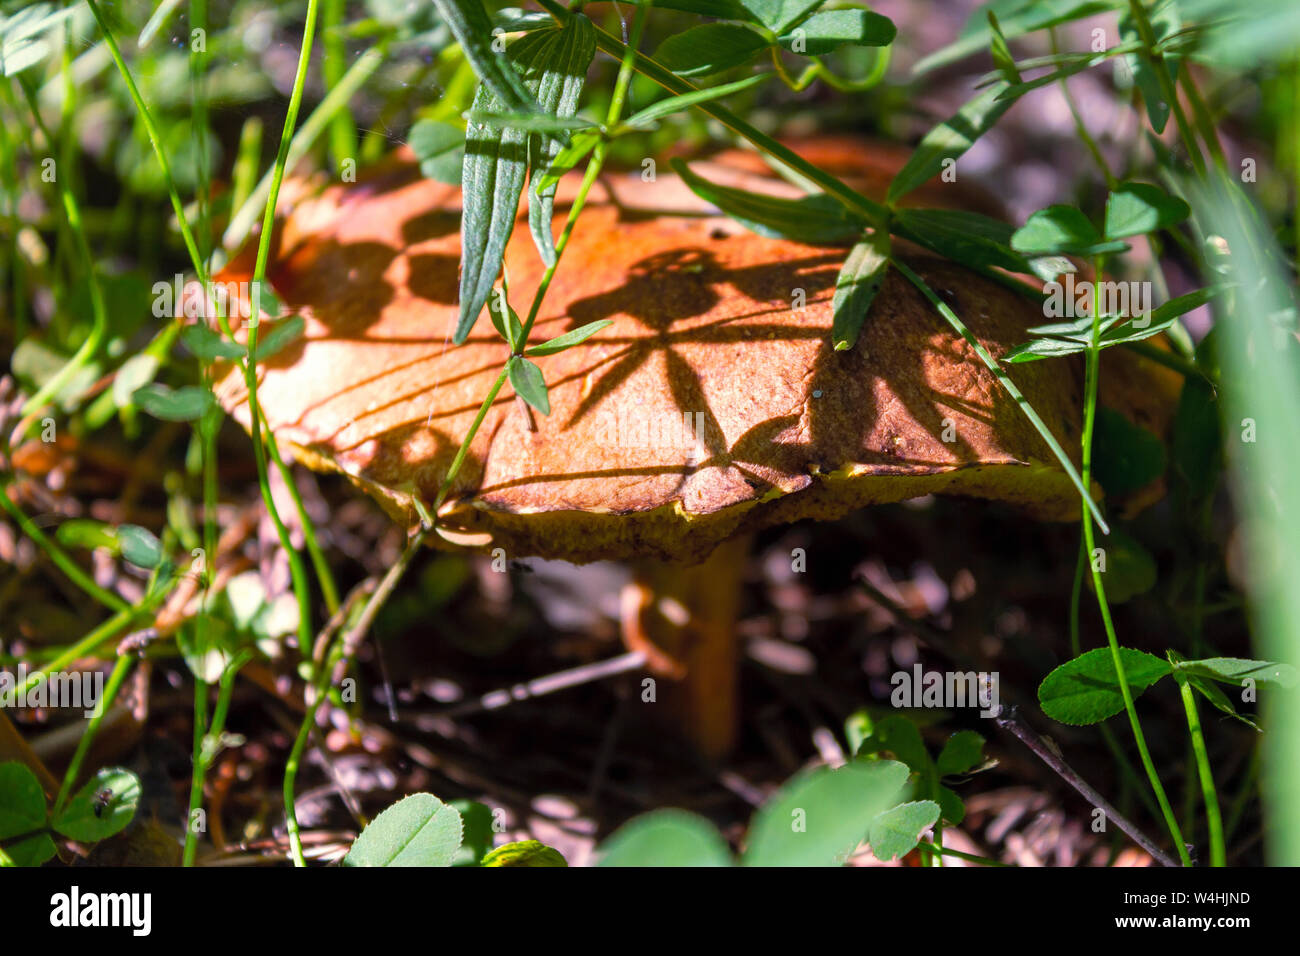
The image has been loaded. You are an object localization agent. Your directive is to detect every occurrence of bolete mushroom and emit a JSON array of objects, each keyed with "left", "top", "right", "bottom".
[{"left": 199, "top": 143, "right": 1178, "bottom": 759}]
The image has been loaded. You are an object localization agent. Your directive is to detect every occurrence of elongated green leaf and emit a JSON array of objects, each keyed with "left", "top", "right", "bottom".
[
  {"left": 456, "top": 29, "right": 561, "bottom": 344},
  {"left": 52, "top": 768, "right": 140, "bottom": 842},
  {"left": 487, "top": 289, "right": 523, "bottom": 351},
  {"left": 779, "top": 9, "right": 897, "bottom": 55},
  {"left": 914, "top": 0, "right": 1116, "bottom": 74},
  {"left": 528, "top": 14, "right": 597, "bottom": 268},
  {"left": 673, "top": 158, "right": 866, "bottom": 243},
  {"left": 1173, "top": 657, "right": 1298, "bottom": 688},
  {"left": 887, "top": 81, "right": 1015, "bottom": 204},
  {"left": 599, "top": 810, "right": 732, "bottom": 866},
  {"left": 1038, "top": 647, "right": 1171, "bottom": 725},
  {"left": 527, "top": 320, "right": 613, "bottom": 356},
  {"left": 654, "top": 23, "right": 770, "bottom": 77},
  {"left": 508, "top": 356, "right": 550, "bottom": 415},
  {"left": 867, "top": 800, "right": 940, "bottom": 861},
  {"left": 892, "top": 207, "right": 1030, "bottom": 272},
  {"left": 342, "top": 794, "right": 462, "bottom": 867},
  {"left": 431, "top": 0, "right": 541, "bottom": 114},
  {"left": 1118, "top": 2, "right": 1180, "bottom": 134},
  {"left": 533, "top": 128, "right": 600, "bottom": 195},
  {"left": 622, "top": 73, "right": 772, "bottom": 130},
  {"left": 987, "top": 10, "right": 1022, "bottom": 83},
  {"left": 831, "top": 233, "right": 889, "bottom": 351}
]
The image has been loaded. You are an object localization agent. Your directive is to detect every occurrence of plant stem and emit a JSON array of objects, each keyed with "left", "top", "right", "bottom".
[
  {"left": 1082, "top": 255, "right": 1190, "bottom": 866},
  {"left": 52, "top": 654, "right": 133, "bottom": 816},
  {"left": 14, "top": 81, "right": 109, "bottom": 424},
  {"left": 1175, "top": 672, "right": 1226, "bottom": 866},
  {"left": 892, "top": 259, "right": 1109, "bottom": 533},
  {"left": 0, "top": 587, "right": 170, "bottom": 709},
  {"left": 0, "top": 486, "right": 128, "bottom": 613},
  {"left": 243, "top": 0, "right": 322, "bottom": 661}
]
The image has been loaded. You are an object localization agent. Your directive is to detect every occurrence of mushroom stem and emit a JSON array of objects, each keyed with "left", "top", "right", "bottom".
[{"left": 620, "top": 533, "right": 753, "bottom": 760}]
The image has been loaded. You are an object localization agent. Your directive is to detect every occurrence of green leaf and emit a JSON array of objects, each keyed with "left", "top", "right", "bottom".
[
  {"left": 1118, "top": 2, "right": 1180, "bottom": 134},
  {"left": 599, "top": 809, "right": 732, "bottom": 866},
  {"left": 132, "top": 383, "right": 215, "bottom": 422},
  {"left": 52, "top": 767, "right": 140, "bottom": 842},
  {"left": 0, "top": 762, "right": 52, "bottom": 867},
  {"left": 431, "top": 0, "right": 543, "bottom": 115},
  {"left": 177, "top": 616, "right": 238, "bottom": 683},
  {"left": 673, "top": 158, "right": 866, "bottom": 244},
  {"left": 527, "top": 320, "right": 613, "bottom": 357},
  {"left": 778, "top": 9, "right": 897, "bottom": 56},
  {"left": 1038, "top": 647, "right": 1171, "bottom": 725},
  {"left": 527, "top": 14, "right": 597, "bottom": 268},
  {"left": 409, "top": 119, "right": 465, "bottom": 185},
  {"left": 622, "top": 73, "right": 773, "bottom": 130},
  {"left": 1012, "top": 205, "right": 1129, "bottom": 257},
  {"left": 508, "top": 356, "right": 550, "bottom": 415},
  {"left": 116, "top": 524, "right": 164, "bottom": 569},
  {"left": 456, "top": 22, "right": 594, "bottom": 343},
  {"left": 844, "top": 710, "right": 874, "bottom": 755},
  {"left": 892, "top": 207, "right": 1030, "bottom": 273},
  {"left": 831, "top": 234, "right": 889, "bottom": 351},
  {"left": 342, "top": 793, "right": 463, "bottom": 866},
  {"left": 254, "top": 315, "right": 305, "bottom": 361},
  {"left": 653, "top": 24, "right": 770, "bottom": 77},
  {"left": 1104, "top": 182, "right": 1191, "bottom": 240},
  {"left": 112, "top": 353, "right": 160, "bottom": 408},
  {"left": 1173, "top": 657, "right": 1299, "bottom": 689},
  {"left": 180, "top": 323, "right": 246, "bottom": 361},
  {"left": 887, "top": 82, "right": 1015, "bottom": 205},
  {"left": 738, "top": 0, "right": 823, "bottom": 32},
  {"left": 1172, "top": 376, "right": 1221, "bottom": 501},
  {"left": 867, "top": 800, "right": 940, "bottom": 861},
  {"left": 1088, "top": 527, "right": 1157, "bottom": 604},
  {"left": 987, "top": 10, "right": 1022, "bottom": 84},
  {"left": 855, "top": 716, "right": 934, "bottom": 785},
  {"left": 1093, "top": 407, "right": 1166, "bottom": 497},
  {"left": 481, "top": 839, "right": 568, "bottom": 866},
  {"left": 450, "top": 800, "right": 494, "bottom": 866},
  {"left": 533, "top": 128, "right": 600, "bottom": 194},
  {"left": 651, "top": 0, "right": 752, "bottom": 17},
  {"left": 56, "top": 519, "right": 119, "bottom": 552},
  {"left": 487, "top": 289, "right": 523, "bottom": 351},
  {"left": 744, "top": 760, "right": 910, "bottom": 866},
  {"left": 914, "top": 0, "right": 1116, "bottom": 74},
  {"left": 467, "top": 110, "right": 596, "bottom": 133},
  {"left": 935, "top": 730, "right": 986, "bottom": 777}
]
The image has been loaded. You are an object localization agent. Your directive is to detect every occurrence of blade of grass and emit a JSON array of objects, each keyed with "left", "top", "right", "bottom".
[{"left": 890, "top": 259, "right": 1110, "bottom": 533}]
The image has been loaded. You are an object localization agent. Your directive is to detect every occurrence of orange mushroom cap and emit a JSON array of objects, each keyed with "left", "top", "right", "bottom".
[{"left": 204, "top": 146, "right": 1178, "bottom": 563}]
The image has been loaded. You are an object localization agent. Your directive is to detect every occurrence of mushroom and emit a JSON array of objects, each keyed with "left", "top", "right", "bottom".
[{"left": 200, "top": 143, "right": 1178, "bottom": 759}]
